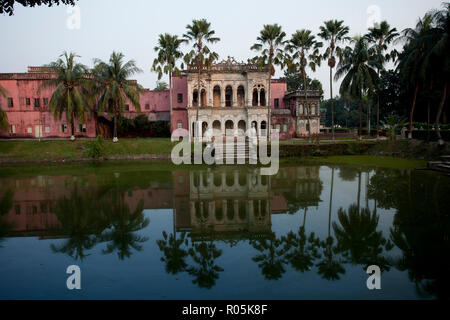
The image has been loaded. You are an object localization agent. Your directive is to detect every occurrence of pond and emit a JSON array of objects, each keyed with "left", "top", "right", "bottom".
[{"left": 0, "top": 161, "right": 449, "bottom": 300}]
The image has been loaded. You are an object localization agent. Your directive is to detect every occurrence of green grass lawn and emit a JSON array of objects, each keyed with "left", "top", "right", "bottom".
[{"left": 0, "top": 138, "right": 174, "bottom": 160}]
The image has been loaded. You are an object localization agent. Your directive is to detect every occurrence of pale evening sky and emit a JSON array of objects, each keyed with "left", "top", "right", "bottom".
[{"left": 0, "top": 0, "right": 445, "bottom": 98}]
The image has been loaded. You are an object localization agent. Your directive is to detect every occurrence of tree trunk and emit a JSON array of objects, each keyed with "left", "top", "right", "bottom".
[
  {"left": 435, "top": 82, "right": 448, "bottom": 145},
  {"left": 304, "top": 73, "right": 311, "bottom": 143},
  {"left": 330, "top": 66, "right": 335, "bottom": 142},
  {"left": 359, "top": 98, "right": 363, "bottom": 140},
  {"left": 367, "top": 99, "right": 371, "bottom": 138},
  {"left": 169, "top": 71, "right": 173, "bottom": 134},
  {"left": 376, "top": 69, "right": 380, "bottom": 140},
  {"left": 328, "top": 167, "right": 334, "bottom": 237},
  {"left": 114, "top": 112, "right": 118, "bottom": 139},
  {"left": 408, "top": 84, "right": 419, "bottom": 139},
  {"left": 71, "top": 114, "right": 75, "bottom": 139},
  {"left": 357, "top": 171, "right": 361, "bottom": 211},
  {"left": 268, "top": 70, "right": 272, "bottom": 140}
]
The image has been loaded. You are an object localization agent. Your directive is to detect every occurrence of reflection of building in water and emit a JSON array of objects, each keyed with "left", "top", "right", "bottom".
[
  {"left": 0, "top": 166, "right": 323, "bottom": 238},
  {"left": 178, "top": 168, "right": 272, "bottom": 239},
  {"left": 271, "top": 166, "right": 322, "bottom": 212}
]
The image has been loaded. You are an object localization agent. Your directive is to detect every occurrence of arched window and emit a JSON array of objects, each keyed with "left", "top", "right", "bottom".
[
  {"left": 192, "top": 90, "right": 199, "bottom": 107},
  {"left": 201, "top": 89, "right": 206, "bottom": 107},
  {"left": 260, "top": 89, "right": 266, "bottom": 106},
  {"left": 225, "top": 120, "right": 234, "bottom": 136},
  {"left": 252, "top": 89, "right": 258, "bottom": 106},
  {"left": 213, "top": 86, "right": 221, "bottom": 107},
  {"left": 237, "top": 86, "right": 245, "bottom": 107},
  {"left": 225, "top": 86, "right": 233, "bottom": 107}
]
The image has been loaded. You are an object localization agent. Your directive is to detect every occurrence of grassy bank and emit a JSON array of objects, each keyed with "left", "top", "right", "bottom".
[
  {"left": 0, "top": 137, "right": 447, "bottom": 163},
  {"left": 0, "top": 138, "right": 175, "bottom": 161}
]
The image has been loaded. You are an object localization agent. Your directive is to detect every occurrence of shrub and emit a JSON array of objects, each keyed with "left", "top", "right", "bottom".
[{"left": 84, "top": 135, "right": 104, "bottom": 159}]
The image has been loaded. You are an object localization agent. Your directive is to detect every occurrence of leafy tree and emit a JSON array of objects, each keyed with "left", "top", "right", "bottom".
[
  {"left": 285, "top": 29, "right": 322, "bottom": 142},
  {"left": 318, "top": 19, "right": 350, "bottom": 140},
  {"left": 282, "top": 70, "right": 323, "bottom": 98},
  {"left": 0, "top": 0, "right": 77, "bottom": 16},
  {"left": 92, "top": 51, "right": 144, "bottom": 142},
  {"left": 251, "top": 24, "right": 287, "bottom": 138},
  {"left": 38, "top": 52, "right": 91, "bottom": 141},
  {"left": 152, "top": 33, "right": 184, "bottom": 132}
]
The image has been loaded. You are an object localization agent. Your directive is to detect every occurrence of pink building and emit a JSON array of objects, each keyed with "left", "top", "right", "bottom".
[{"left": 0, "top": 65, "right": 320, "bottom": 140}]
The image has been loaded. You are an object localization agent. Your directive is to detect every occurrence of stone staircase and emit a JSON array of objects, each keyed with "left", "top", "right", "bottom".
[
  {"left": 213, "top": 138, "right": 251, "bottom": 163},
  {"left": 428, "top": 155, "right": 450, "bottom": 175}
]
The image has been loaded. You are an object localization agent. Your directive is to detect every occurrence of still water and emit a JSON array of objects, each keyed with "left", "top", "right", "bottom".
[{"left": 0, "top": 162, "right": 449, "bottom": 300}]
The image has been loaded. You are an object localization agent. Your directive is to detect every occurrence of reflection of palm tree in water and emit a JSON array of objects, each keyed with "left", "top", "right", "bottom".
[
  {"left": 333, "top": 204, "right": 392, "bottom": 271},
  {"left": 317, "top": 167, "right": 345, "bottom": 280},
  {"left": 101, "top": 191, "right": 149, "bottom": 260},
  {"left": 186, "top": 237, "right": 223, "bottom": 289},
  {"left": 251, "top": 233, "right": 287, "bottom": 280},
  {"left": 50, "top": 185, "right": 108, "bottom": 261},
  {"left": 0, "top": 189, "right": 14, "bottom": 248},
  {"left": 157, "top": 231, "right": 189, "bottom": 275},
  {"left": 282, "top": 208, "right": 321, "bottom": 274}
]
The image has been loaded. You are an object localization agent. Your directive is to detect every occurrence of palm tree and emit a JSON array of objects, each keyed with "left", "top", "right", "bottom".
[
  {"left": 152, "top": 33, "right": 184, "bottom": 133},
  {"left": 285, "top": 29, "right": 322, "bottom": 142},
  {"left": 335, "top": 36, "right": 380, "bottom": 140},
  {"left": 183, "top": 19, "right": 220, "bottom": 137},
  {"left": 365, "top": 21, "right": 399, "bottom": 139},
  {"left": 92, "top": 51, "right": 143, "bottom": 142},
  {"left": 426, "top": 4, "right": 449, "bottom": 145},
  {"left": 38, "top": 52, "right": 91, "bottom": 141},
  {"left": 251, "top": 24, "right": 287, "bottom": 139},
  {"left": 318, "top": 20, "right": 350, "bottom": 141},
  {"left": 397, "top": 14, "right": 435, "bottom": 139},
  {"left": 0, "top": 85, "right": 9, "bottom": 131}
]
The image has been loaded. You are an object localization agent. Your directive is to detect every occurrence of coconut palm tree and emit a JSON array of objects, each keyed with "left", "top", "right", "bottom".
[
  {"left": 251, "top": 233, "right": 287, "bottom": 280},
  {"left": 335, "top": 36, "right": 380, "bottom": 140},
  {"left": 251, "top": 24, "right": 287, "bottom": 139},
  {"left": 365, "top": 21, "right": 399, "bottom": 139},
  {"left": 318, "top": 20, "right": 350, "bottom": 141},
  {"left": 152, "top": 33, "right": 184, "bottom": 133},
  {"left": 426, "top": 4, "right": 449, "bottom": 145},
  {"left": 0, "top": 85, "right": 9, "bottom": 131},
  {"left": 92, "top": 51, "right": 143, "bottom": 142},
  {"left": 38, "top": 52, "right": 91, "bottom": 141},
  {"left": 285, "top": 29, "right": 322, "bottom": 142},
  {"left": 397, "top": 14, "right": 435, "bottom": 139},
  {"left": 183, "top": 19, "right": 220, "bottom": 137}
]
